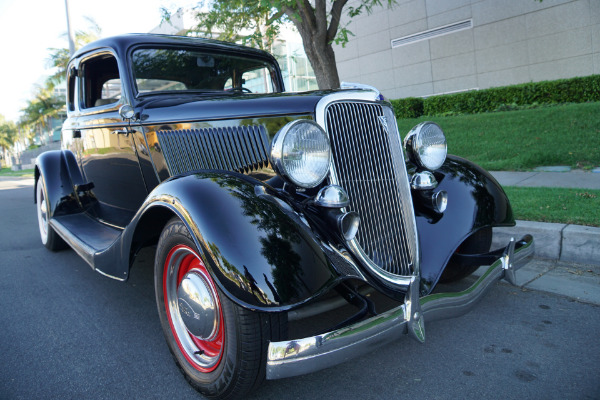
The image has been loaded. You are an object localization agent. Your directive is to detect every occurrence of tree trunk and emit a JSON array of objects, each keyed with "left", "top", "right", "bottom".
[
  {"left": 302, "top": 38, "right": 340, "bottom": 89},
  {"left": 287, "top": 6, "right": 341, "bottom": 90}
]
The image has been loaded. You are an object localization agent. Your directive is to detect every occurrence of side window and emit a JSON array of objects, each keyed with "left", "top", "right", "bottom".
[{"left": 81, "top": 54, "right": 121, "bottom": 109}]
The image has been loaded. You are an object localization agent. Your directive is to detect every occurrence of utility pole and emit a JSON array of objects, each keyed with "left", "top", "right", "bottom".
[{"left": 64, "top": 0, "right": 75, "bottom": 56}]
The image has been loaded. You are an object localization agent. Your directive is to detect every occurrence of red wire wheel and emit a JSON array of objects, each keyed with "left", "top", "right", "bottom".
[{"left": 163, "top": 244, "right": 225, "bottom": 373}]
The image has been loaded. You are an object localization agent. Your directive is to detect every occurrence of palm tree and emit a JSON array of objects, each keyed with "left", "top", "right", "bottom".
[
  {"left": 0, "top": 115, "right": 18, "bottom": 163},
  {"left": 46, "top": 18, "right": 101, "bottom": 88},
  {"left": 19, "top": 20, "right": 102, "bottom": 146},
  {"left": 20, "top": 84, "right": 64, "bottom": 143}
]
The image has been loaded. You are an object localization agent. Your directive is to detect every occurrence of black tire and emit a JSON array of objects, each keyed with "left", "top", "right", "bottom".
[
  {"left": 35, "top": 175, "right": 67, "bottom": 251},
  {"left": 439, "top": 227, "right": 493, "bottom": 283},
  {"left": 154, "top": 217, "right": 286, "bottom": 399}
]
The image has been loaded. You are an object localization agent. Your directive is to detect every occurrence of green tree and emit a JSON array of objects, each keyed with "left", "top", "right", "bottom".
[
  {"left": 20, "top": 84, "right": 64, "bottom": 142},
  {"left": 178, "top": 0, "right": 395, "bottom": 90},
  {"left": 0, "top": 115, "right": 18, "bottom": 158},
  {"left": 189, "top": 1, "right": 283, "bottom": 51},
  {"left": 46, "top": 18, "right": 101, "bottom": 88}
]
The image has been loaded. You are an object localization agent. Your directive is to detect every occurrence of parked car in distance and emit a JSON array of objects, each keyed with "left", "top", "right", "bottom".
[{"left": 35, "top": 34, "right": 534, "bottom": 399}]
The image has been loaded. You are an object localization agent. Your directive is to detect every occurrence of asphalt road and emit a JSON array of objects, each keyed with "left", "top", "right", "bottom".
[{"left": 1, "top": 178, "right": 599, "bottom": 400}]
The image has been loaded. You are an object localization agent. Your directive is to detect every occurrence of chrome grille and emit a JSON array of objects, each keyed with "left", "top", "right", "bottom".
[
  {"left": 325, "top": 101, "right": 417, "bottom": 278},
  {"left": 157, "top": 125, "right": 270, "bottom": 175}
]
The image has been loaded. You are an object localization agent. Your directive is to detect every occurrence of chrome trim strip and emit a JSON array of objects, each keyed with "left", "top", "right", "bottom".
[
  {"left": 267, "top": 235, "right": 534, "bottom": 380},
  {"left": 314, "top": 92, "right": 420, "bottom": 287}
]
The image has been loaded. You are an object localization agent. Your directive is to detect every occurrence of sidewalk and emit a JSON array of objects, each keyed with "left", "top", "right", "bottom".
[
  {"left": 488, "top": 169, "right": 600, "bottom": 306},
  {"left": 490, "top": 168, "right": 600, "bottom": 190}
]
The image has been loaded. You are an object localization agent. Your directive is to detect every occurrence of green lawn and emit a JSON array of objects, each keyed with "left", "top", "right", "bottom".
[
  {"left": 504, "top": 187, "right": 600, "bottom": 227},
  {"left": 396, "top": 102, "right": 600, "bottom": 171},
  {"left": 0, "top": 167, "right": 34, "bottom": 178}
]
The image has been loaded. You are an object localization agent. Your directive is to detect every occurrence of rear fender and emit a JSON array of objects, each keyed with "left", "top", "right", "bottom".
[
  {"left": 415, "top": 155, "right": 514, "bottom": 294},
  {"left": 34, "top": 150, "right": 84, "bottom": 217},
  {"left": 129, "top": 172, "right": 341, "bottom": 311}
]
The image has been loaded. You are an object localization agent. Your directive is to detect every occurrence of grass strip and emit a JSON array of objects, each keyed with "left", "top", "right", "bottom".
[
  {"left": 504, "top": 186, "right": 600, "bottom": 227},
  {"left": 0, "top": 168, "right": 35, "bottom": 178},
  {"left": 396, "top": 102, "right": 600, "bottom": 171}
]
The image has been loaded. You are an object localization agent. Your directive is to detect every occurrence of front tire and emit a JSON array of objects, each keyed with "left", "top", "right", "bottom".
[
  {"left": 35, "top": 175, "right": 67, "bottom": 251},
  {"left": 154, "top": 217, "right": 285, "bottom": 399}
]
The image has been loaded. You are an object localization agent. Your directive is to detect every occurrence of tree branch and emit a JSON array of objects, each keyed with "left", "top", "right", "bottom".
[
  {"left": 314, "top": 0, "right": 327, "bottom": 34},
  {"left": 266, "top": 9, "right": 286, "bottom": 25},
  {"left": 327, "top": 0, "right": 349, "bottom": 42},
  {"left": 297, "top": 0, "right": 317, "bottom": 32}
]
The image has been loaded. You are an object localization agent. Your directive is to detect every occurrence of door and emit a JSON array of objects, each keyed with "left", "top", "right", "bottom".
[{"left": 76, "top": 51, "right": 148, "bottom": 228}]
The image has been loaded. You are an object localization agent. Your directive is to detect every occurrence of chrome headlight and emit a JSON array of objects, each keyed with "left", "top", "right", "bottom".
[
  {"left": 404, "top": 122, "right": 447, "bottom": 170},
  {"left": 271, "top": 120, "right": 331, "bottom": 188}
]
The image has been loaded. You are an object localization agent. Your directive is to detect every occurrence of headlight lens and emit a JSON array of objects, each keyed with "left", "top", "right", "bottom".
[
  {"left": 404, "top": 122, "right": 447, "bottom": 170},
  {"left": 271, "top": 120, "right": 331, "bottom": 188}
]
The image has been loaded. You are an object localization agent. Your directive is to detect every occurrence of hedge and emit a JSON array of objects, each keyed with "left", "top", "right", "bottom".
[{"left": 390, "top": 75, "right": 600, "bottom": 119}]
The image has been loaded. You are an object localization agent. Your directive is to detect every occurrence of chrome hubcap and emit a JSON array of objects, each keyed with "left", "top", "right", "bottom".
[
  {"left": 177, "top": 271, "right": 218, "bottom": 340},
  {"left": 164, "top": 245, "right": 224, "bottom": 372}
]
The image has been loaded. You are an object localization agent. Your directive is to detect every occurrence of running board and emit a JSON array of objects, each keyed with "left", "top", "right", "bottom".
[{"left": 50, "top": 213, "right": 125, "bottom": 280}]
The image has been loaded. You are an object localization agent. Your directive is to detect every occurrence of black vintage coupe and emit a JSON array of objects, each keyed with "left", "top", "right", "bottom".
[{"left": 35, "top": 34, "right": 534, "bottom": 399}]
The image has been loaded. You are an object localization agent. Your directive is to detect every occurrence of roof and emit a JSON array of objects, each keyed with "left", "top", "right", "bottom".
[{"left": 72, "top": 33, "right": 274, "bottom": 61}]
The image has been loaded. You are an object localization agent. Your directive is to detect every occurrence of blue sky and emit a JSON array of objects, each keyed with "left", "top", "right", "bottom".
[{"left": 0, "top": 0, "right": 179, "bottom": 122}]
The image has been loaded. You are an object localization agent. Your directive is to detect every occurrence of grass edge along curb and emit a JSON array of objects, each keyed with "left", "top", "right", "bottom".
[
  {"left": 504, "top": 186, "right": 600, "bottom": 228},
  {"left": 390, "top": 75, "right": 600, "bottom": 119}
]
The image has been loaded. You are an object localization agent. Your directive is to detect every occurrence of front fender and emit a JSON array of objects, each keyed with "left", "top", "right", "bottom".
[
  {"left": 416, "top": 155, "right": 514, "bottom": 293},
  {"left": 138, "top": 172, "right": 341, "bottom": 311}
]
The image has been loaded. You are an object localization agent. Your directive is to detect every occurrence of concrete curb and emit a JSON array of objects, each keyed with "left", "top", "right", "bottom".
[
  {"left": 493, "top": 220, "right": 600, "bottom": 266},
  {"left": 474, "top": 259, "right": 600, "bottom": 306}
]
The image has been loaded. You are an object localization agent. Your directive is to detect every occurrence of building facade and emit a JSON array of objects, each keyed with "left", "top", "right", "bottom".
[{"left": 333, "top": 0, "right": 600, "bottom": 100}]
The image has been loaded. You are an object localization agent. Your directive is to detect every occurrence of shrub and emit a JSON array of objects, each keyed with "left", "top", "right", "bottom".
[
  {"left": 390, "top": 97, "right": 424, "bottom": 118},
  {"left": 393, "top": 75, "right": 600, "bottom": 118}
]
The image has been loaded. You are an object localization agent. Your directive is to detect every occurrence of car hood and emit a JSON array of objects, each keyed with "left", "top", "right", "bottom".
[{"left": 137, "top": 91, "right": 338, "bottom": 124}]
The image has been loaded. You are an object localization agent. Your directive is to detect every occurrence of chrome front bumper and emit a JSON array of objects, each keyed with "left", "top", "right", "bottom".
[{"left": 266, "top": 235, "right": 534, "bottom": 380}]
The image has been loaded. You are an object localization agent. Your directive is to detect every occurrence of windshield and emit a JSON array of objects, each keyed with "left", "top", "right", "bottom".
[{"left": 131, "top": 47, "right": 278, "bottom": 95}]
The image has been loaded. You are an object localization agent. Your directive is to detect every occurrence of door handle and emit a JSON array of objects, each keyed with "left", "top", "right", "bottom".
[{"left": 111, "top": 129, "right": 129, "bottom": 135}]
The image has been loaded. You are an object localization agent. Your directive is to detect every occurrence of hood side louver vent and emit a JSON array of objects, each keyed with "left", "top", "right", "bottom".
[{"left": 157, "top": 125, "right": 270, "bottom": 176}]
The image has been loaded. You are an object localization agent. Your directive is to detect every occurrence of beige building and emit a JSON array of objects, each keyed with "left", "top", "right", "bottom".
[{"left": 333, "top": 0, "right": 600, "bottom": 99}]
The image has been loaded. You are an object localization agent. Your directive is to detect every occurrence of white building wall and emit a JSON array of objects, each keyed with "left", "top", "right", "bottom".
[{"left": 334, "top": 0, "right": 600, "bottom": 100}]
